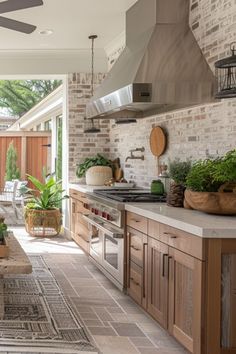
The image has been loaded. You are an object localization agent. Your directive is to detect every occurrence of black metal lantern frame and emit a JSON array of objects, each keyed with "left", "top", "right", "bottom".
[
  {"left": 84, "top": 34, "right": 101, "bottom": 134},
  {"left": 215, "top": 42, "right": 236, "bottom": 99}
]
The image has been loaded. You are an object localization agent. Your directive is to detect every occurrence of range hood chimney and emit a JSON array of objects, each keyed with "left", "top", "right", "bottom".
[{"left": 86, "top": 0, "right": 216, "bottom": 119}]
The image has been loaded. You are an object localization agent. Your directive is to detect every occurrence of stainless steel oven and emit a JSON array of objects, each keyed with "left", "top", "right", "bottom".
[{"left": 83, "top": 214, "right": 124, "bottom": 290}]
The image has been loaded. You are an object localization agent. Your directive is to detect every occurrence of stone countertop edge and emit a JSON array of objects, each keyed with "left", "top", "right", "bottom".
[
  {"left": 125, "top": 203, "right": 236, "bottom": 238},
  {"left": 68, "top": 183, "right": 236, "bottom": 239},
  {"left": 68, "top": 183, "right": 112, "bottom": 193}
]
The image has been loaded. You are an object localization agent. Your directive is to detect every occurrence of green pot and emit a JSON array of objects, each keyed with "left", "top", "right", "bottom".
[{"left": 151, "top": 179, "right": 165, "bottom": 195}]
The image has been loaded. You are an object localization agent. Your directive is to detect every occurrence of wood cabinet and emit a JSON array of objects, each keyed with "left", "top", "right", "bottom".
[
  {"left": 126, "top": 212, "right": 236, "bottom": 354},
  {"left": 69, "top": 189, "right": 90, "bottom": 253},
  {"left": 168, "top": 247, "right": 204, "bottom": 354},
  {"left": 127, "top": 226, "right": 147, "bottom": 308},
  {"left": 126, "top": 211, "right": 205, "bottom": 354},
  {"left": 147, "top": 237, "right": 168, "bottom": 328}
]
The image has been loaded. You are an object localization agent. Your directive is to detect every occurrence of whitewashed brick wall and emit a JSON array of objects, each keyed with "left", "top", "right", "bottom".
[
  {"left": 109, "top": 0, "right": 236, "bottom": 187},
  {"left": 68, "top": 73, "right": 110, "bottom": 182}
]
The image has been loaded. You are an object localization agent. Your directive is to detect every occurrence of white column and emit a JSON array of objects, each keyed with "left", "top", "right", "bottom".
[{"left": 51, "top": 116, "right": 57, "bottom": 174}]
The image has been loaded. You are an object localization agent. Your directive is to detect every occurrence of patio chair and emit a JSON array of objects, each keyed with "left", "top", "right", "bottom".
[{"left": 0, "top": 180, "right": 27, "bottom": 219}]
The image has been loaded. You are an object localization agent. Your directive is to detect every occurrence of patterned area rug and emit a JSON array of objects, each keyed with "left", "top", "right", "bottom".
[{"left": 0, "top": 255, "right": 98, "bottom": 354}]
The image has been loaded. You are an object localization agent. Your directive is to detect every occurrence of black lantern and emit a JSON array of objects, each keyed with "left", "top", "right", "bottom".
[
  {"left": 215, "top": 42, "right": 236, "bottom": 99},
  {"left": 84, "top": 34, "right": 101, "bottom": 133}
]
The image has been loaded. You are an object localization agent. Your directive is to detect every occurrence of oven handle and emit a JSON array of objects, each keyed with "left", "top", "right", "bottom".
[{"left": 83, "top": 215, "right": 124, "bottom": 239}]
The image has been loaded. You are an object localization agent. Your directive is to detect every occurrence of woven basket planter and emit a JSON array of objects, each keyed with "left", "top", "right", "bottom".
[
  {"left": 25, "top": 208, "right": 62, "bottom": 237},
  {"left": 184, "top": 190, "right": 236, "bottom": 215}
]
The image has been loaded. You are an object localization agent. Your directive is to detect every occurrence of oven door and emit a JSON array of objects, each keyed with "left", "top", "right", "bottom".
[
  {"left": 83, "top": 215, "right": 124, "bottom": 286},
  {"left": 103, "top": 232, "right": 124, "bottom": 285},
  {"left": 89, "top": 223, "right": 103, "bottom": 263}
]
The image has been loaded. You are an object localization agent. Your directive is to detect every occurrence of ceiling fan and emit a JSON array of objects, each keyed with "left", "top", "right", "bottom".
[{"left": 0, "top": 0, "right": 43, "bottom": 34}]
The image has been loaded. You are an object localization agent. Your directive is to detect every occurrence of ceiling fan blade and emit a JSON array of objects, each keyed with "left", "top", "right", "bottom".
[
  {"left": 0, "top": 0, "right": 43, "bottom": 15},
  {"left": 0, "top": 16, "right": 36, "bottom": 33}
]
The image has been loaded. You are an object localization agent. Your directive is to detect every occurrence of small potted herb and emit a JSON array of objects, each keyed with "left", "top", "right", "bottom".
[
  {"left": 0, "top": 217, "right": 9, "bottom": 258},
  {"left": 0, "top": 218, "right": 7, "bottom": 244},
  {"left": 76, "top": 154, "right": 113, "bottom": 185},
  {"left": 167, "top": 159, "right": 191, "bottom": 207},
  {"left": 184, "top": 150, "right": 236, "bottom": 214}
]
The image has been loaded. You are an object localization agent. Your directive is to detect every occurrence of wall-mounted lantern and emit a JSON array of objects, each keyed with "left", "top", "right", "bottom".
[{"left": 215, "top": 42, "right": 236, "bottom": 99}]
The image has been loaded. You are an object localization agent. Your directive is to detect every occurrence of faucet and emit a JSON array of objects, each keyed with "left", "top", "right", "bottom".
[{"left": 125, "top": 147, "right": 145, "bottom": 162}]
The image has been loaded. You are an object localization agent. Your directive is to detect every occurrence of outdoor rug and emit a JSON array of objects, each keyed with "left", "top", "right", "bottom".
[{"left": 0, "top": 255, "right": 98, "bottom": 354}]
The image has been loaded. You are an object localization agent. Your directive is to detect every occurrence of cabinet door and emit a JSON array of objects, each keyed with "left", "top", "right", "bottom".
[
  {"left": 127, "top": 227, "right": 148, "bottom": 308},
  {"left": 70, "top": 197, "right": 76, "bottom": 235},
  {"left": 70, "top": 196, "right": 90, "bottom": 253},
  {"left": 168, "top": 247, "right": 203, "bottom": 354},
  {"left": 147, "top": 237, "right": 169, "bottom": 328}
]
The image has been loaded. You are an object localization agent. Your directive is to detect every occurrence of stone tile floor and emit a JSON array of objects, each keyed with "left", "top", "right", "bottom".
[{"left": 9, "top": 227, "right": 189, "bottom": 354}]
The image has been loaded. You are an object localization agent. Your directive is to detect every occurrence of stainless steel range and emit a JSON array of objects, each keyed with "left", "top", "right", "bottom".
[{"left": 84, "top": 189, "right": 166, "bottom": 290}]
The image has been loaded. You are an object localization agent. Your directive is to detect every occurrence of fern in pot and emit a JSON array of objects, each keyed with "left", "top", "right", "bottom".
[
  {"left": 76, "top": 154, "right": 113, "bottom": 185},
  {"left": 184, "top": 149, "right": 236, "bottom": 215},
  {"left": 167, "top": 159, "right": 191, "bottom": 207}
]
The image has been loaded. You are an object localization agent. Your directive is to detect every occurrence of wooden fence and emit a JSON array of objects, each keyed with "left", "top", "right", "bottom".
[{"left": 0, "top": 132, "right": 51, "bottom": 188}]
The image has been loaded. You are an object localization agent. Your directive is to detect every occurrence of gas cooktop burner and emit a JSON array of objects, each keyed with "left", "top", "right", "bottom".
[{"left": 93, "top": 189, "right": 166, "bottom": 203}]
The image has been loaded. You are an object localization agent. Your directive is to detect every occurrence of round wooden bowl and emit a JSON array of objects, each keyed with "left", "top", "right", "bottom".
[{"left": 184, "top": 190, "right": 236, "bottom": 215}]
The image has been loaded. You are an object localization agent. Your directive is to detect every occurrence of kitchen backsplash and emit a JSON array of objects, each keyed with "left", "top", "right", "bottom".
[{"left": 109, "top": 100, "right": 236, "bottom": 187}]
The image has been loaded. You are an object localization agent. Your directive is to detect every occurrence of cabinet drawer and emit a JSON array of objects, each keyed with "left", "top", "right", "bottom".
[
  {"left": 159, "top": 223, "right": 205, "bottom": 260},
  {"left": 76, "top": 200, "right": 90, "bottom": 215},
  {"left": 128, "top": 261, "right": 142, "bottom": 305},
  {"left": 148, "top": 219, "right": 160, "bottom": 240},
  {"left": 127, "top": 227, "right": 147, "bottom": 267},
  {"left": 69, "top": 189, "right": 89, "bottom": 203},
  {"left": 126, "top": 212, "right": 148, "bottom": 234}
]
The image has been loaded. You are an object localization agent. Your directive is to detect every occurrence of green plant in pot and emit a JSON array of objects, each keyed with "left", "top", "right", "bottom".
[
  {"left": 22, "top": 174, "right": 69, "bottom": 237},
  {"left": 167, "top": 159, "right": 191, "bottom": 207},
  {"left": 76, "top": 154, "right": 113, "bottom": 185},
  {"left": 184, "top": 149, "right": 236, "bottom": 215},
  {"left": 0, "top": 218, "right": 7, "bottom": 245}
]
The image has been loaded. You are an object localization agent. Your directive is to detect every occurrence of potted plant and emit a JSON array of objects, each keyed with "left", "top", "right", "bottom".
[
  {"left": 184, "top": 150, "right": 236, "bottom": 215},
  {"left": 23, "top": 174, "right": 69, "bottom": 237},
  {"left": 0, "top": 217, "right": 9, "bottom": 257},
  {"left": 76, "top": 154, "right": 113, "bottom": 185},
  {"left": 167, "top": 159, "right": 191, "bottom": 207}
]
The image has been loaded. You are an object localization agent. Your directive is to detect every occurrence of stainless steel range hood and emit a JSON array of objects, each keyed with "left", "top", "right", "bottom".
[{"left": 86, "top": 0, "right": 216, "bottom": 120}]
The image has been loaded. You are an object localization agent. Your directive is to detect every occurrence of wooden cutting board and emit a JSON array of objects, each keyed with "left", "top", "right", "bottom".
[{"left": 149, "top": 126, "right": 166, "bottom": 157}]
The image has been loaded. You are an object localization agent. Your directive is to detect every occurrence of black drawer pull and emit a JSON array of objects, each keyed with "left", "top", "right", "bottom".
[{"left": 131, "top": 245, "right": 140, "bottom": 251}]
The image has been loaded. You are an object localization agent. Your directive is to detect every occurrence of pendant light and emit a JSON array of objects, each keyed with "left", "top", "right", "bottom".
[
  {"left": 215, "top": 42, "right": 236, "bottom": 99},
  {"left": 84, "top": 34, "right": 101, "bottom": 133}
]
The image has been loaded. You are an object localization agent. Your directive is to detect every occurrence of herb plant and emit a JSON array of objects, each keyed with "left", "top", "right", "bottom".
[
  {"left": 169, "top": 159, "right": 191, "bottom": 185},
  {"left": 0, "top": 221, "right": 7, "bottom": 243},
  {"left": 212, "top": 150, "right": 236, "bottom": 184},
  {"left": 76, "top": 154, "right": 112, "bottom": 178},
  {"left": 185, "top": 149, "right": 236, "bottom": 192}
]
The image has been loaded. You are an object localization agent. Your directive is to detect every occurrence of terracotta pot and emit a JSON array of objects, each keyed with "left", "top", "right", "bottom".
[
  {"left": 184, "top": 189, "right": 236, "bottom": 215},
  {"left": 85, "top": 166, "right": 112, "bottom": 186}
]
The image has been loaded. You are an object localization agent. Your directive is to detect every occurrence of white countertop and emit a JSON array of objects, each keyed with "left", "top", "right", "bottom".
[
  {"left": 68, "top": 183, "right": 236, "bottom": 238},
  {"left": 68, "top": 183, "right": 112, "bottom": 194},
  {"left": 125, "top": 203, "right": 236, "bottom": 238}
]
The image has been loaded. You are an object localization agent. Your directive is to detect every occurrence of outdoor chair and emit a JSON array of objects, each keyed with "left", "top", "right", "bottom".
[{"left": 0, "top": 180, "right": 28, "bottom": 220}]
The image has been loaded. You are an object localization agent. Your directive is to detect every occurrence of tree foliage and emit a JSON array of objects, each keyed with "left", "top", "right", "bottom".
[
  {"left": 0, "top": 80, "right": 62, "bottom": 116},
  {"left": 5, "top": 141, "right": 20, "bottom": 181}
]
